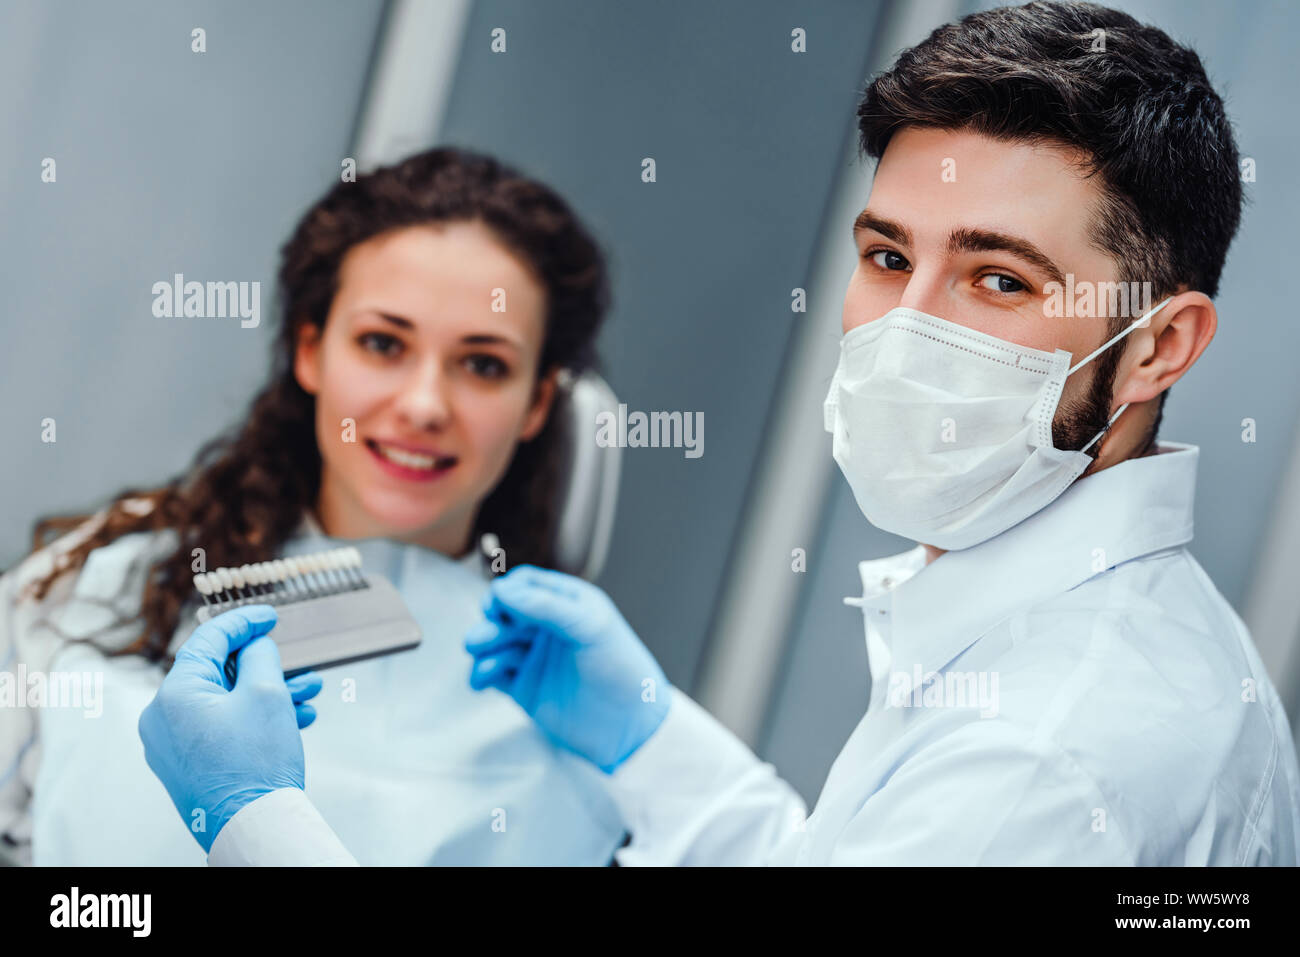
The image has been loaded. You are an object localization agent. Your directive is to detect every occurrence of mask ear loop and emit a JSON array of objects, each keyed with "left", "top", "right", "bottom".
[
  {"left": 1066, "top": 296, "right": 1174, "bottom": 377},
  {"left": 1080, "top": 402, "right": 1128, "bottom": 454},
  {"left": 1068, "top": 296, "right": 1175, "bottom": 455}
]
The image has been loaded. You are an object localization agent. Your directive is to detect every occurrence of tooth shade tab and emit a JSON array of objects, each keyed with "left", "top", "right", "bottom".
[{"left": 192, "top": 547, "right": 372, "bottom": 612}]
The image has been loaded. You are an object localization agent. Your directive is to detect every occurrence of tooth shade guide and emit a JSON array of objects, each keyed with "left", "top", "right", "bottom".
[
  {"left": 192, "top": 548, "right": 371, "bottom": 613},
  {"left": 191, "top": 546, "right": 420, "bottom": 676}
]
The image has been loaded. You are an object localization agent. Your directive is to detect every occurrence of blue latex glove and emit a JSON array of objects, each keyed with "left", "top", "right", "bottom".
[
  {"left": 138, "top": 605, "right": 324, "bottom": 853},
  {"left": 464, "top": 565, "right": 671, "bottom": 773}
]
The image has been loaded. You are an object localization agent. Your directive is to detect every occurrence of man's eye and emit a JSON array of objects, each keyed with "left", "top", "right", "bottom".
[
  {"left": 978, "top": 273, "right": 1026, "bottom": 294},
  {"left": 867, "top": 249, "right": 910, "bottom": 271},
  {"left": 358, "top": 332, "right": 403, "bottom": 357},
  {"left": 465, "top": 355, "right": 508, "bottom": 379}
]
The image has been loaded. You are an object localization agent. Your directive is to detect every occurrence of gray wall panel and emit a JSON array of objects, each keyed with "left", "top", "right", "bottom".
[
  {"left": 437, "top": 0, "right": 883, "bottom": 687},
  {"left": 0, "top": 0, "right": 388, "bottom": 566}
]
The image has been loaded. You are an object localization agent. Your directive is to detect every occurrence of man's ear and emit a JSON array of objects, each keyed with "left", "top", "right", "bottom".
[
  {"left": 1113, "top": 292, "right": 1217, "bottom": 407},
  {"left": 293, "top": 321, "right": 323, "bottom": 397},
  {"left": 519, "top": 367, "right": 561, "bottom": 442}
]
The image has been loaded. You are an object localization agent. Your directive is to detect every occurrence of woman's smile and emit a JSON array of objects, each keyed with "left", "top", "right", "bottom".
[{"left": 364, "top": 437, "right": 458, "bottom": 482}]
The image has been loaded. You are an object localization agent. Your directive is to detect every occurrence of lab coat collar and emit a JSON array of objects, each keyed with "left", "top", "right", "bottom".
[
  {"left": 854, "top": 442, "right": 1199, "bottom": 679},
  {"left": 291, "top": 509, "right": 490, "bottom": 578},
  {"left": 295, "top": 509, "right": 324, "bottom": 539}
]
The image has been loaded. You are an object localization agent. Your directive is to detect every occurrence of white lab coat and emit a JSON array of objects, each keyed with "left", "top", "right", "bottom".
[{"left": 212, "top": 444, "right": 1300, "bottom": 864}]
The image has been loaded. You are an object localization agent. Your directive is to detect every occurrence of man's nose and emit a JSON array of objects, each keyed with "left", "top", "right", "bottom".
[
  {"left": 897, "top": 272, "right": 950, "bottom": 318},
  {"left": 393, "top": 360, "right": 452, "bottom": 428}
]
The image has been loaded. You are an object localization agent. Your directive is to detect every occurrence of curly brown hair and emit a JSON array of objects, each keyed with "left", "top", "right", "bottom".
[{"left": 19, "top": 146, "right": 611, "bottom": 662}]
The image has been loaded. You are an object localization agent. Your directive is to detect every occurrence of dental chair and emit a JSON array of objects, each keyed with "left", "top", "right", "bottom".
[{"left": 551, "top": 370, "right": 622, "bottom": 582}]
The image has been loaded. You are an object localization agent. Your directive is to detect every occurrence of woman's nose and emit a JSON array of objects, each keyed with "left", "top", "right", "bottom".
[{"left": 393, "top": 361, "right": 452, "bottom": 428}]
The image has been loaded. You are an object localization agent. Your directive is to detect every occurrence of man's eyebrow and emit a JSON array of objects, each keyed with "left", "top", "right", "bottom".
[
  {"left": 947, "top": 228, "right": 1067, "bottom": 287},
  {"left": 853, "top": 209, "right": 912, "bottom": 247},
  {"left": 853, "top": 211, "right": 1068, "bottom": 287}
]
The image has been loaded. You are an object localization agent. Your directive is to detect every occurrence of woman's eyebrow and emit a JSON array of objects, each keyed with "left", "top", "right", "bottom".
[
  {"left": 356, "top": 311, "right": 523, "bottom": 349},
  {"left": 374, "top": 312, "right": 414, "bottom": 330},
  {"left": 462, "top": 333, "right": 521, "bottom": 350}
]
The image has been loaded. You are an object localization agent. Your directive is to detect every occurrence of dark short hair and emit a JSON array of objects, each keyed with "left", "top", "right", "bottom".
[
  {"left": 856, "top": 1, "right": 1244, "bottom": 444},
  {"left": 858, "top": 0, "right": 1241, "bottom": 300}
]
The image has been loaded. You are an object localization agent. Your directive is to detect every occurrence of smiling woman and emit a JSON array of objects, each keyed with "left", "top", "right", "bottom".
[
  {"left": 24, "top": 146, "right": 607, "bottom": 661},
  {"left": 293, "top": 220, "right": 559, "bottom": 554},
  {"left": 0, "top": 147, "right": 622, "bottom": 866}
]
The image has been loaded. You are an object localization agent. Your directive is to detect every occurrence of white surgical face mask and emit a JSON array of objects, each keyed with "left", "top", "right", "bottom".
[{"left": 823, "top": 297, "right": 1172, "bottom": 550}]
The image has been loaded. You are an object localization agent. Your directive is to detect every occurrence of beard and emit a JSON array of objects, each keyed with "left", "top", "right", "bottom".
[{"left": 1051, "top": 345, "right": 1122, "bottom": 455}]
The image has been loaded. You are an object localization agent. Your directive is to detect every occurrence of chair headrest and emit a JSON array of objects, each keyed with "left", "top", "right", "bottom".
[{"left": 552, "top": 371, "right": 621, "bottom": 581}]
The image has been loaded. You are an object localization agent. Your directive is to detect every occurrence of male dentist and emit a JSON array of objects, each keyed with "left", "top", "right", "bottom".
[{"left": 141, "top": 1, "right": 1300, "bottom": 865}]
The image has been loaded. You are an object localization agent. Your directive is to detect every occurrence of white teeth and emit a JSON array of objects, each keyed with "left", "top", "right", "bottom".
[{"left": 373, "top": 441, "right": 439, "bottom": 470}]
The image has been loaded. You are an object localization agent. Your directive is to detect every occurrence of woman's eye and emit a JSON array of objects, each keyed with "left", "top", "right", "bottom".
[
  {"left": 357, "top": 332, "right": 404, "bottom": 358},
  {"left": 979, "top": 273, "right": 1026, "bottom": 294},
  {"left": 465, "top": 354, "right": 508, "bottom": 379},
  {"left": 867, "top": 249, "right": 910, "bottom": 271}
]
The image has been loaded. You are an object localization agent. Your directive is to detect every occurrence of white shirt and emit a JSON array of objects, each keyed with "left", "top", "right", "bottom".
[
  {"left": 211, "top": 442, "right": 1300, "bottom": 865},
  {"left": 13, "top": 517, "right": 626, "bottom": 866}
]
